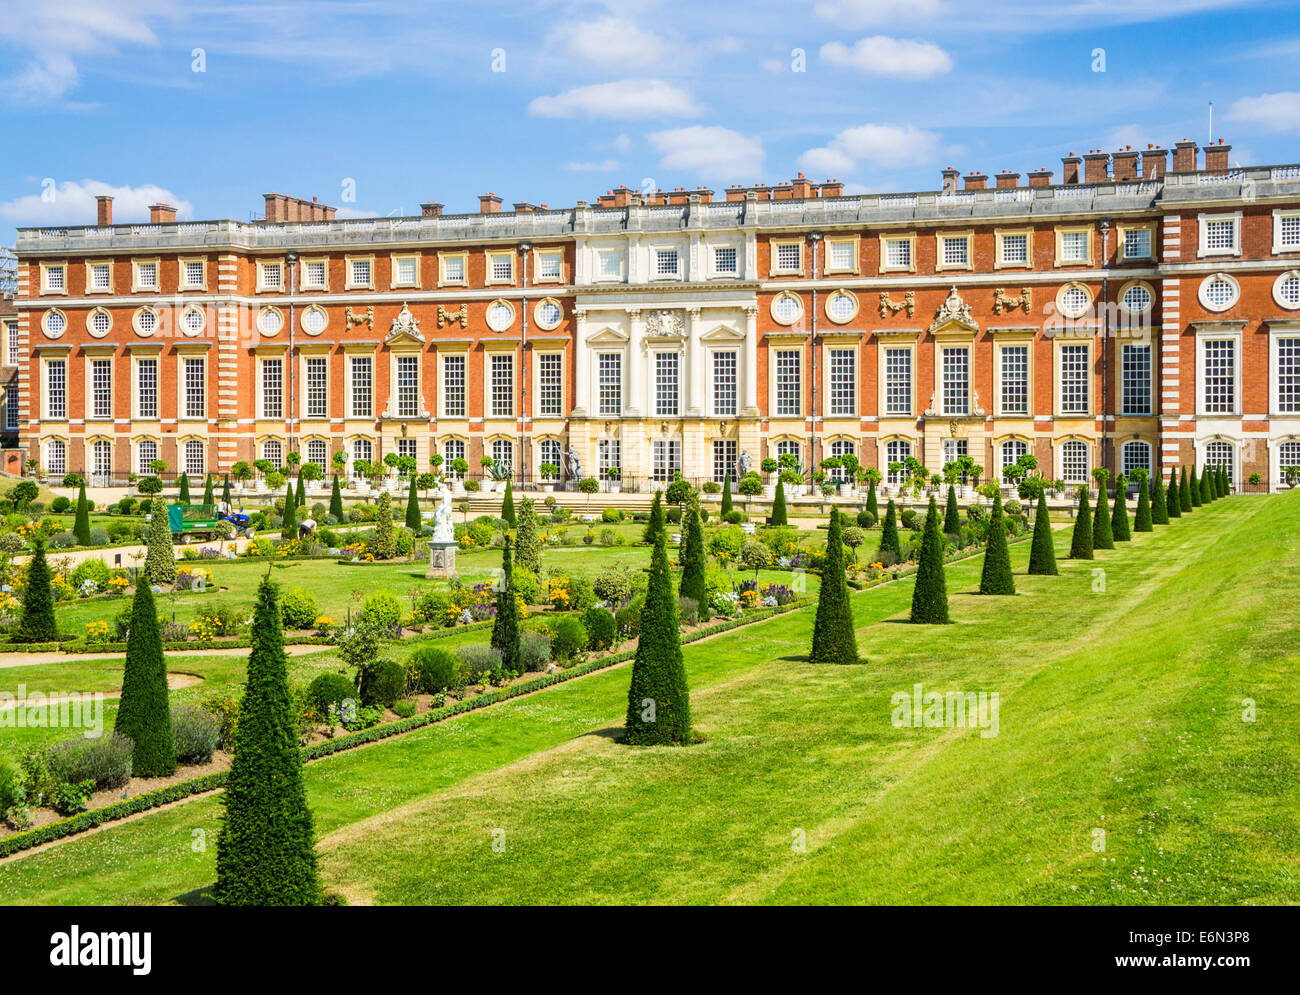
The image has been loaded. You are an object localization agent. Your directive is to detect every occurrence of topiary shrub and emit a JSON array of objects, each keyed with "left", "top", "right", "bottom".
[
  {"left": 857, "top": 509, "right": 877, "bottom": 528},
  {"left": 409, "top": 645, "right": 458, "bottom": 693},
  {"left": 593, "top": 565, "right": 634, "bottom": 605},
  {"left": 810, "top": 510, "right": 860, "bottom": 664},
  {"left": 583, "top": 605, "right": 618, "bottom": 650},
  {"left": 46, "top": 732, "right": 134, "bottom": 790},
  {"left": 358, "top": 658, "right": 406, "bottom": 708},
  {"left": 51, "top": 496, "right": 71, "bottom": 513},
  {"left": 360, "top": 592, "right": 402, "bottom": 631},
  {"left": 279, "top": 588, "right": 320, "bottom": 630},
  {"left": 308, "top": 672, "right": 357, "bottom": 716},
  {"left": 0, "top": 753, "right": 24, "bottom": 816},
  {"left": 171, "top": 705, "right": 221, "bottom": 764},
  {"left": 549, "top": 614, "right": 588, "bottom": 661}
]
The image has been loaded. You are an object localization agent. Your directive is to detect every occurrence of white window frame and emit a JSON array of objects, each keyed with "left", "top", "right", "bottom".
[
  {"left": 1120, "top": 342, "right": 1153, "bottom": 416},
  {"left": 345, "top": 255, "right": 375, "bottom": 290},
  {"left": 770, "top": 239, "right": 804, "bottom": 276},
  {"left": 652, "top": 246, "right": 682, "bottom": 280},
  {"left": 390, "top": 253, "right": 421, "bottom": 290},
  {"left": 1195, "top": 327, "right": 1242, "bottom": 417},
  {"left": 1270, "top": 326, "right": 1300, "bottom": 416},
  {"left": 440, "top": 352, "right": 467, "bottom": 419},
  {"left": 534, "top": 248, "right": 563, "bottom": 283},
  {"left": 1198, "top": 272, "right": 1240, "bottom": 313},
  {"left": 1273, "top": 209, "right": 1300, "bottom": 255},
  {"left": 996, "top": 229, "right": 1031, "bottom": 269},
  {"left": 300, "top": 257, "right": 329, "bottom": 291},
  {"left": 1058, "top": 439, "right": 1090, "bottom": 484},
  {"left": 303, "top": 355, "right": 329, "bottom": 419},
  {"left": 134, "top": 355, "right": 159, "bottom": 420},
  {"left": 712, "top": 350, "right": 738, "bottom": 416},
  {"left": 40, "top": 261, "right": 67, "bottom": 295},
  {"left": 998, "top": 344, "right": 1030, "bottom": 416},
  {"left": 937, "top": 232, "right": 973, "bottom": 271},
  {"left": 1057, "top": 342, "right": 1091, "bottom": 416},
  {"left": 259, "top": 357, "right": 284, "bottom": 419},
  {"left": 485, "top": 250, "right": 515, "bottom": 286},
  {"left": 1198, "top": 212, "right": 1241, "bottom": 258},
  {"left": 536, "top": 352, "right": 564, "bottom": 417},
  {"left": 880, "top": 235, "right": 915, "bottom": 273},
  {"left": 824, "top": 236, "right": 858, "bottom": 275},
  {"left": 489, "top": 353, "right": 514, "bottom": 417},
  {"left": 438, "top": 251, "right": 468, "bottom": 287},
  {"left": 132, "top": 258, "right": 160, "bottom": 292},
  {"left": 179, "top": 257, "right": 207, "bottom": 291},
  {"left": 711, "top": 244, "right": 740, "bottom": 278},
  {"left": 774, "top": 348, "right": 802, "bottom": 416},
  {"left": 44, "top": 357, "right": 67, "bottom": 420},
  {"left": 85, "top": 260, "right": 113, "bottom": 294},
  {"left": 349, "top": 355, "right": 373, "bottom": 418}
]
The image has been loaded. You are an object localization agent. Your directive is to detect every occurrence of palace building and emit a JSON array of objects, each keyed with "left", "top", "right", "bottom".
[{"left": 10, "top": 138, "right": 1300, "bottom": 491}]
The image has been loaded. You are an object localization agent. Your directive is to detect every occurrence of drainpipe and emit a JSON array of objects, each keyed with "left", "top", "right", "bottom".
[
  {"left": 1098, "top": 219, "right": 1111, "bottom": 476},
  {"left": 808, "top": 231, "right": 822, "bottom": 478},
  {"left": 286, "top": 250, "right": 299, "bottom": 457},
  {"left": 519, "top": 241, "right": 531, "bottom": 487}
]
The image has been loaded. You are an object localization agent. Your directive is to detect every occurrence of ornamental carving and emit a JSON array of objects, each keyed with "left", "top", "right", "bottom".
[
  {"left": 386, "top": 302, "right": 423, "bottom": 342},
  {"left": 928, "top": 286, "right": 978, "bottom": 333},
  {"left": 437, "top": 303, "right": 467, "bottom": 328},
  {"left": 878, "top": 290, "right": 915, "bottom": 318},
  {"left": 994, "top": 287, "right": 1031, "bottom": 315},
  {"left": 345, "top": 305, "right": 374, "bottom": 331},
  {"left": 646, "top": 308, "right": 686, "bottom": 337}
]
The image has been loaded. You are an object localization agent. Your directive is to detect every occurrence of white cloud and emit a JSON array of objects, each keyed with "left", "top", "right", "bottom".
[
  {"left": 814, "top": 0, "right": 945, "bottom": 27},
  {"left": 761, "top": 58, "right": 786, "bottom": 73},
  {"left": 529, "top": 79, "right": 702, "bottom": 119},
  {"left": 799, "top": 123, "right": 942, "bottom": 176},
  {"left": 0, "top": 179, "right": 193, "bottom": 226},
  {"left": 547, "top": 18, "right": 670, "bottom": 69},
  {"left": 1226, "top": 91, "right": 1300, "bottom": 131},
  {"left": 563, "top": 159, "right": 621, "bottom": 171},
  {"left": 820, "top": 36, "right": 952, "bottom": 78},
  {"left": 613, "top": 133, "right": 632, "bottom": 152},
  {"left": 648, "top": 126, "right": 764, "bottom": 182}
]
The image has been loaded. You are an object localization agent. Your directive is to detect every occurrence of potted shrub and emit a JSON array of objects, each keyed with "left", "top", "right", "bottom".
[
  {"left": 839, "top": 454, "right": 860, "bottom": 497},
  {"left": 604, "top": 465, "right": 621, "bottom": 494},
  {"left": 450, "top": 457, "right": 469, "bottom": 493},
  {"left": 539, "top": 462, "right": 559, "bottom": 491},
  {"left": 761, "top": 457, "right": 778, "bottom": 498},
  {"left": 299, "top": 461, "right": 323, "bottom": 492},
  {"left": 778, "top": 467, "right": 802, "bottom": 498},
  {"left": 481, "top": 455, "right": 498, "bottom": 492},
  {"left": 818, "top": 457, "right": 842, "bottom": 496},
  {"left": 231, "top": 460, "right": 252, "bottom": 494}
]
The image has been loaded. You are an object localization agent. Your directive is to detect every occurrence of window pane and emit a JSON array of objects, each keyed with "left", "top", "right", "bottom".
[
  {"left": 829, "top": 349, "right": 855, "bottom": 415},
  {"left": 1121, "top": 344, "right": 1151, "bottom": 416},
  {"left": 775, "top": 350, "right": 801, "bottom": 415},
  {"left": 884, "top": 348, "right": 911, "bottom": 415},
  {"left": 713, "top": 351, "right": 737, "bottom": 416},
  {"left": 490, "top": 354, "right": 514, "bottom": 417},
  {"left": 1000, "top": 346, "right": 1028, "bottom": 415},
  {"left": 655, "top": 352, "right": 679, "bottom": 416},
  {"left": 1203, "top": 339, "right": 1235, "bottom": 413},
  {"left": 597, "top": 353, "right": 622, "bottom": 415},
  {"left": 538, "top": 354, "right": 562, "bottom": 416},
  {"left": 350, "top": 357, "right": 372, "bottom": 417},
  {"left": 1060, "top": 345, "right": 1089, "bottom": 413},
  {"left": 942, "top": 348, "right": 969, "bottom": 415},
  {"left": 442, "top": 355, "right": 466, "bottom": 417}
]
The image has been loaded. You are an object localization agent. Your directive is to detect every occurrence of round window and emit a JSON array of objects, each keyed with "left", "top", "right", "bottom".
[
  {"left": 88, "top": 309, "right": 111, "bottom": 337},
  {"left": 826, "top": 291, "right": 857, "bottom": 323},
  {"left": 302, "top": 306, "right": 328, "bottom": 334},
  {"left": 1121, "top": 283, "right": 1152, "bottom": 313},
  {"left": 182, "top": 307, "right": 205, "bottom": 335},
  {"left": 135, "top": 308, "right": 157, "bottom": 336},
  {"left": 487, "top": 301, "right": 514, "bottom": 332},
  {"left": 1059, "top": 284, "right": 1091, "bottom": 318},
  {"left": 1200, "top": 274, "right": 1238, "bottom": 311},
  {"left": 1274, "top": 272, "right": 1300, "bottom": 310},
  {"left": 259, "top": 308, "right": 283, "bottom": 335},
  {"left": 535, "top": 300, "right": 562, "bottom": 329},
  {"left": 772, "top": 293, "right": 802, "bottom": 325},
  {"left": 43, "top": 309, "right": 66, "bottom": 337}
]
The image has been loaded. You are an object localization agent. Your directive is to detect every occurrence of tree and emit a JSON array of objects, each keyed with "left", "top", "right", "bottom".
[
  {"left": 642, "top": 490, "right": 664, "bottom": 545},
  {"left": 1200, "top": 465, "right": 1213, "bottom": 503},
  {"left": 221, "top": 474, "right": 231, "bottom": 506},
  {"left": 202, "top": 474, "right": 214, "bottom": 506},
  {"left": 1221, "top": 467, "right": 1231, "bottom": 496},
  {"left": 405, "top": 474, "right": 421, "bottom": 531},
  {"left": 1111, "top": 473, "right": 1131, "bottom": 542},
  {"left": 214, "top": 575, "right": 321, "bottom": 906},
  {"left": 178, "top": 471, "right": 191, "bottom": 504},
  {"left": 515, "top": 498, "right": 542, "bottom": 575},
  {"left": 864, "top": 477, "right": 879, "bottom": 520},
  {"left": 910, "top": 496, "right": 949, "bottom": 624},
  {"left": 740, "top": 540, "right": 772, "bottom": 582},
  {"left": 771, "top": 477, "right": 788, "bottom": 526},
  {"left": 18, "top": 536, "right": 58, "bottom": 641},
  {"left": 115, "top": 579, "right": 176, "bottom": 777},
  {"left": 372, "top": 490, "right": 395, "bottom": 559},
  {"left": 295, "top": 473, "right": 306, "bottom": 508},
  {"left": 624, "top": 530, "right": 691, "bottom": 745},
  {"left": 1069, "top": 487, "right": 1094, "bottom": 560},
  {"left": 578, "top": 477, "right": 599, "bottom": 511},
  {"left": 281, "top": 480, "right": 298, "bottom": 539},
  {"left": 720, "top": 474, "right": 733, "bottom": 518},
  {"left": 491, "top": 535, "right": 522, "bottom": 672},
  {"left": 73, "top": 480, "right": 91, "bottom": 546},
  {"left": 679, "top": 493, "right": 708, "bottom": 608},
  {"left": 1180, "top": 466, "right": 1193, "bottom": 512},
  {"left": 501, "top": 477, "right": 516, "bottom": 525},
  {"left": 810, "top": 510, "right": 860, "bottom": 663},
  {"left": 979, "top": 490, "right": 1016, "bottom": 595},
  {"left": 943, "top": 484, "right": 961, "bottom": 535},
  {"left": 144, "top": 497, "right": 177, "bottom": 585},
  {"left": 878, "top": 499, "right": 901, "bottom": 559},
  {"left": 1150, "top": 467, "right": 1169, "bottom": 525},
  {"left": 1092, "top": 472, "right": 1114, "bottom": 549},
  {"left": 1133, "top": 469, "right": 1153, "bottom": 532},
  {"left": 1027, "top": 491, "right": 1058, "bottom": 575},
  {"left": 329, "top": 474, "right": 344, "bottom": 522},
  {"left": 1166, "top": 468, "right": 1182, "bottom": 519},
  {"left": 1189, "top": 465, "right": 1202, "bottom": 507}
]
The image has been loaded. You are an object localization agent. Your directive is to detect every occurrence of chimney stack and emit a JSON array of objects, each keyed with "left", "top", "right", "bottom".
[
  {"left": 941, "top": 167, "right": 959, "bottom": 193},
  {"left": 1028, "top": 168, "right": 1053, "bottom": 188},
  {"left": 819, "top": 180, "right": 844, "bottom": 198},
  {"left": 963, "top": 171, "right": 988, "bottom": 190},
  {"left": 1061, "top": 154, "right": 1082, "bottom": 185},
  {"left": 149, "top": 203, "right": 177, "bottom": 223},
  {"left": 995, "top": 170, "right": 1020, "bottom": 189},
  {"left": 791, "top": 173, "right": 813, "bottom": 198},
  {"left": 421, "top": 201, "right": 444, "bottom": 218},
  {"left": 95, "top": 195, "right": 113, "bottom": 226},
  {"left": 1143, "top": 144, "right": 1167, "bottom": 179},
  {"left": 1204, "top": 138, "right": 1232, "bottom": 171},
  {"left": 1172, "top": 139, "right": 1198, "bottom": 173},
  {"left": 1083, "top": 150, "right": 1110, "bottom": 183},
  {"left": 1112, "top": 147, "right": 1139, "bottom": 182},
  {"left": 479, "top": 192, "right": 502, "bottom": 213}
]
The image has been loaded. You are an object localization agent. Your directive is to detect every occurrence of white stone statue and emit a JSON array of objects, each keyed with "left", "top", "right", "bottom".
[
  {"left": 432, "top": 481, "right": 454, "bottom": 542},
  {"left": 736, "top": 449, "right": 752, "bottom": 478}
]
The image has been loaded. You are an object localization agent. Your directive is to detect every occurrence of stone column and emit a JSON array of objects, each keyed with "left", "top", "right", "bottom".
[
  {"left": 742, "top": 304, "right": 759, "bottom": 416},
  {"left": 626, "top": 307, "right": 645, "bottom": 416},
  {"left": 572, "top": 307, "right": 589, "bottom": 415},
  {"left": 686, "top": 306, "right": 704, "bottom": 417}
]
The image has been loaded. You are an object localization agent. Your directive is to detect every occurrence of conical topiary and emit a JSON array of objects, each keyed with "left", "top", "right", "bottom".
[
  {"left": 491, "top": 535, "right": 521, "bottom": 672},
  {"left": 1222, "top": 467, "right": 1231, "bottom": 496},
  {"left": 295, "top": 473, "right": 306, "bottom": 508},
  {"left": 281, "top": 480, "right": 298, "bottom": 539},
  {"left": 1133, "top": 470, "right": 1153, "bottom": 531},
  {"left": 721, "top": 474, "right": 733, "bottom": 517},
  {"left": 1202, "top": 465, "right": 1214, "bottom": 503},
  {"left": 18, "top": 536, "right": 58, "bottom": 641},
  {"left": 214, "top": 575, "right": 321, "bottom": 906},
  {"left": 329, "top": 474, "right": 344, "bottom": 522},
  {"left": 1069, "top": 487, "right": 1094, "bottom": 560},
  {"left": 643, "top": 490, "right": 664, "bottom": 545},
  {"left": 879, "top": 498, "right": 901, "bottom": 560},
  {"left": 909, "top": 495, "right": 949, "bottom": 624},
  {"left": 202, "top": 473, "right": 214, "bottom": 506},
  {"left": 978, "top": 490, "right": 1016, "bottom": 594},
  {"left": 678, "top": 493, "right": 708, "bottom": 608},
  {"left": 501, "top": 477, "right": 516, "bottom": 526},
  {"left": 144, "top": 497, "right": 176, "bottom": 585},
  {"left": 1180, "top": 466, "right": 1193, "bottom": 512},
  {"left": 115, "top": 579, "right": 176, "bottom": 777},
  {"left": 515, "top": 498, "right": 542, "bottom": 575},
  {"left": 372, "top": 490, "right": 395, "bottom": 559},
  {"left": 1027, "top": 492, "right": 1058, "bottom": 575},
  {"left": 73, "top": 480, "right": 91, "bottom": 545},
  {"left": 178, "top": 471, "right": 191, "bottom": 504},
  {"left": 1111, "top": 474, "right": 1131, "bottom": 542},
  {"left": 1189, "top": 465, "right": 1202, "bottom": 507},
  {"left": 405, "top": 474, "right": 421, "bottom": 531},
  {"left": 624, "top": 529, "right": 691, "bottom": 745},
  {"left": 1093, "top": 476, "right": 1114, "bottom": 549},
  {"left": 771, "top": 477, "right": 788, "bottom": 526},
  {"left": 865, "top": 479, "right": 879, "bottom": 521},
  {"left": 810, "top": 509, "right": 860, "bottom": 664},
  {"left": 1166, "top": 468, "right": 1182, "bottom": 518},
  {"left": 943, "top": 484, "right": 961, "bottom": 535},
  {"left": 221, "top": 473, "right": 231, "bottom": 506},
  {"left": 1150, "top": 468, "right": 1168, "bottom": 525}
]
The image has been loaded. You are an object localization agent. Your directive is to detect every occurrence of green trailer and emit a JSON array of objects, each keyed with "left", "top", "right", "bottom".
[{"left": 166, "top": 503, "right": 221, "bottom": 543}]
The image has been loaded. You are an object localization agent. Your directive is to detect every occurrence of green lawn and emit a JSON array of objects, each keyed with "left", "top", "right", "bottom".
[{"left": 2, "top": 493, "right": 1295, "bottom": 905}]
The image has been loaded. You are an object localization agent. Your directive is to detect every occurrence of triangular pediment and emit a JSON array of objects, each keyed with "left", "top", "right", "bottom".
[
  {"left": 700, "top": 323, "right": 745, "bottom": 342},
  {"left": 927, "top": 286, "right": 980, "bottom": 335},
  {"left": 385, "top": 302, "right": 425, "bottom": 344},
  {"left": 587, "top": 326, "right": 630, "bottom": 344}
]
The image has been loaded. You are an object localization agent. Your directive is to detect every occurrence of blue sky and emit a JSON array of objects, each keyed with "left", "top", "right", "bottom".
[{"left": 1, "top": 0, "right": 1298, "bottom": 243}]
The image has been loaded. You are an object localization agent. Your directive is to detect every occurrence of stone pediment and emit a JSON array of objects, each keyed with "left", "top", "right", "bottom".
[
  {"left": 699, "top": 323, "right": 745, "bottom": 342},
  {"left": 928, "top": 286, "right": 979, "bottom": 335},
  {"left": 587, "top": 326, "right": 630, "bottom": 345},
  {"left": 386, "top": 302, "right": 424, "bottom": 344}
]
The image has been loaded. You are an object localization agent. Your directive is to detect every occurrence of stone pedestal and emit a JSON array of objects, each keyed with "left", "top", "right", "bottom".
[{"left": 426, "top": 541, "right": 458, "bottom": 579}]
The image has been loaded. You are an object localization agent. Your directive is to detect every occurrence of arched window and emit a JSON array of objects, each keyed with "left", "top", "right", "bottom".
[
  {"left": 1121, "top": 440, "right": 1151, "bottom": 478},
  {"left": 491, "top": 439, "right": 514, "bottom": 471},
  {"left": 137, "top": 439, "right": 159, "bottom": 476},
  {"left": 351, "top": 438, "right": 372, "bottom": 476},
  {"left": 183, "top": 440, "right": 205, "bottom": 478},
  {"left": 91, "top": 439, "right": 112, "bottom": 479},
  {"left": 1204, "top": 440, "right": 1235, "bottom": 485},
  {"left": 884, "top": 440, "right": 911, "bottom": 484},
  {"left": 829, "top": 439, "right": 855, "bottom": 480},
  {"left": 1060, "top": 440, "right": 1089, "bottom": 484},
  {"left": 442, "top": 438, "right": 465, "bottom": 476},
  {"left": 1000, "top": 439, "right": 1028, "bottom": 480},
  {"left": 262, "top": 439, "right": 283, "bottom": 469},
  {"left": 306, "top": 439, "right": 328, "bottom": 472},
  {"left": 538, "top": 439, "right": 561, "bottom": 479},
  {"left": 1279, "top": 440, "right": 1300, "bottom": 487},
  {"left": 46, "top": 438, "right": 67, "bottom": 477}
]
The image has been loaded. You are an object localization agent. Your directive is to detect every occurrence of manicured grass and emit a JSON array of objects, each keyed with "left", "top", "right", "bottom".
[{"left": 2, "top": 494, "right": 1293, "bottom": 905}]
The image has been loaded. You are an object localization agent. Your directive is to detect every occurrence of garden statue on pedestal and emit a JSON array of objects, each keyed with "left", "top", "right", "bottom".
[{"left": 427, "top": 481, "right": 458, "bottom": 578}]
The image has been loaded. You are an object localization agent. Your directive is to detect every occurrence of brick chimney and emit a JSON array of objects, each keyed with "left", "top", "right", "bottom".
[
  {"left": 791, "top": 173, "right": 813, "bottom": 198},
  {"left": 479, "top": 192, "right": 502, "bottom": 213},
  {"left": 819, "top": 180, "right": 844, "bottom": 198},
  {"left": 1083, "top": 150, "right": 1110, "bottom": 183},
  {"left": 1027, "top": 168, "right": 1053, "bottom": 188},
  {"left": 264, "top": 193, "right": 286, "bottom": 222},
  {"left": 689, "top": 186, "right": 714, "bottom": 203},
  {"left": 995, "top": 170, "right": 1020, "bottom": 189},
  {"left": 726, "top": 185, "right": 747, "bottom": 202},
  {"left": 421, "top": 202, "right": 444, "bottom": 218},
  {"left": 963, "top": 171, "right": 987, "bottom": 190},
  {"left": 941, "top": 167, "right": 959, "bottom": 193},
  {"left": 95, "top": 195, "right": 113, "bottom": 226},
  {"left": 1204, "top": 138, "right": 1232, "bottom": 171},
  {"left": 1061, "top": 154, "right": 1082, "bottom": 185},
  {"left": 1143, "top": 144, "right": 1167, "bottom": 179},
  {"left": 772, "top": 183, "right": 795, "bottom": 201},
  {"left": 149, "top": 203, "right": 177, "bottom": 223},
  {"left": 1172, "top": 139, "right": 1198, "bottom": 173},
  {"left": 1112, "top": 147, "right": 1139, "bottom": 182}
]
